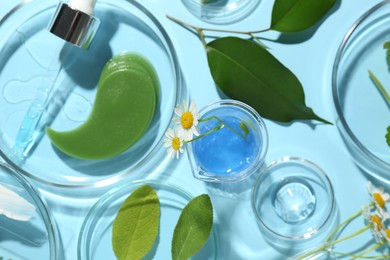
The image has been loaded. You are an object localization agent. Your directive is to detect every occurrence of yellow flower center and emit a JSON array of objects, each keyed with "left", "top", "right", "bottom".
[
  {"left": 172, "top": 137, "right": 181, "bottom": 151},
  {"left": 373, "top": 193, "right": 386, "bottom": 208},
  {"left": 372, "top": 215, "right": 382, "bottom": 230},
  {"left": 385, "top": 229, "right": 390, "bottom": 239},
  {"left": 180, "top": 112, "right": 194, "bottom": 129}
]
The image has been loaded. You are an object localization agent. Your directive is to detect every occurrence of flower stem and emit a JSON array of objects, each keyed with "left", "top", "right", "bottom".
[
  {"left": 326, "top": 203, "right": 374, "bottom": 242},
  {"left": 333, "top": 249, "right": 388, "bottom": 259},
  {"left": 186, "top": 123, "right": 223, "bottom": 143},
  {"left": 199, "top": 116, "right": 247, "bottom": 139},
  {"left": 368, "top": 70, "right": 390, "bottom": 106},
  {"left": 350, "top": 242, "right": 384, "bottom": 260},
  {"left": 166, "top": 15, "right": 270, "bottom": 36},
  {"left": 295, "top": 225, "right": 371, "bottom": 260}
]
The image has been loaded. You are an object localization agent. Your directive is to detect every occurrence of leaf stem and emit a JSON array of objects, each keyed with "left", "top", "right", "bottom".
[
  {"left": 368, "top": 70, "right": 390, "bottom": 106},
  {"left": 166, "top": 15, "right": 270, "bottom": 36}
]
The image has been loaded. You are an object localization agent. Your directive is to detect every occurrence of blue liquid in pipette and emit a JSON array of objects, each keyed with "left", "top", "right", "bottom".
[
  {"left": 192, "top": 108, "right": 261, "bottom": 176},
  {"left": 10, "top": 43, "right": 75, "bottom": 162}
]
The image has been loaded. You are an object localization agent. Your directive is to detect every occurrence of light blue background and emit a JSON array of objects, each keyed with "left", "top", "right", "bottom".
[{"left": 0, "top": 0, "right": 386, "bottom": 259}]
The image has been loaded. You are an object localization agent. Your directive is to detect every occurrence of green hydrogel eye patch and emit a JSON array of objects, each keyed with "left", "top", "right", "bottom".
[{"left": 46, "top": 53, "right": 158, "bottom": 160}]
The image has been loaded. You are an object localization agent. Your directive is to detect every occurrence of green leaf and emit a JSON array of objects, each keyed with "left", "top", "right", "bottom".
[
  {"left": 112, "top": 185, "right": 160, "bottom": 260},
  {"left": 172, "top": 194, "right": 213, "bottom": 260},
  {"left": 270, "top": 0, "right": 337, "bottom": 33},
  {"left": 386, "top": 126, "right": 390, "bottom": 147},
  {"left": 239, "top": 121, "right": 250, "bottom": 137},
  {"left": 206, "top": 37, "right": 331, "bottom": 124},
  {"left": 201, "top": 0, "right": 217, "bottom": 4}
]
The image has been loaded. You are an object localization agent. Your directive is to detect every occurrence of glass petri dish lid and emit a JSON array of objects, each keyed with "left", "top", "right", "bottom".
[
  {"left": 332, "top": 1, "right": 390, "bottom": 182},
  {"left": 77, "top": 180, "right": 218, "bottom": 260},
  {"left": 181, "top": 0, "right": 261, "bottom": 24},
  {"left": 251, "top": 157, "right": 337, "bottom": 252},
  {"left": 0, "top": 0, "right": 183, "bottom": 188},
  {"left": 0, "top": 162, "right": 59, "bottom": 259}
]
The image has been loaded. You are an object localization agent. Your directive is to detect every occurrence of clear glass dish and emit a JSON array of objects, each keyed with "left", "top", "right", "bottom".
[
  {"left": 181, "top": 0, "right": 260, "bottom": 24},
  {"left": 332, "top": 1, "right": 390, "bottom": 182},
  {"left": 251, "top": 157, "right": 337, "bottom": 254},
  {"left": 187, "top": 100, "right": 268, "bottom": 183},
  {"left": 0, "top": 0, "right": 183, "bottom": 188},
  {"left": 77, "top": 180, "right": 218, "bottom": 260},
  {"left": 0, "top": 162, "right": 59, "bottom": 259}
]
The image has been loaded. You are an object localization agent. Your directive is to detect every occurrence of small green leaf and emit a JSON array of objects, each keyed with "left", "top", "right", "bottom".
[
  {"left": 386, "top": 126, "right": 390, "bottom": 147},
  {"left": 206, "top": 37, "right": 330, "bottom": 124},
  {"left": 172, "top": 194, "right": 213, "bottom": 260},
  {"left": 201, "top": 0, "right": 216, "bottom": 4},
  {"left": 112, "top": 185, "right": 160, "bottom": 260},
  {"left": 239, "top": 121, "right": 249, "bottom": 137},
  {"left": 270, "top": 0, "right": 337, "bottom": 32}
]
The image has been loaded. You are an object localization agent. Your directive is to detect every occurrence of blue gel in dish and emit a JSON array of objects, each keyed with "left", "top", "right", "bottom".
[{"left": 192, "top": 107, "right": 261, "bottom": 176}]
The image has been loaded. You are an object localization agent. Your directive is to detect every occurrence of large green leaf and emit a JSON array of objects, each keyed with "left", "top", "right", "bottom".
[
  {"left": 206, "top": 37, "right": 330, "bottom": 124},
  {"left": 112, "top": 185, "right": 160, "bottom": 260},
  {"left": 270, "top": 0, "right": 337, "bottom": 33},
  {"left": 172, "top": 194, "right": 213, "bottom": 260}
]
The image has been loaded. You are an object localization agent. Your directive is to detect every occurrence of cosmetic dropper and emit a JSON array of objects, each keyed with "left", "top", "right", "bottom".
[{"left": 10, "top": 0, "right": 100, "bottom": 163}]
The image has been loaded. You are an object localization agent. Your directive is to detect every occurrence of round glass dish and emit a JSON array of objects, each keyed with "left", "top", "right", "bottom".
[
  {"left": 0, "top": 0, "right": 183, "bottom": 188},
  {"left": 332, "top": 1, "right": 390, "bottom": 182},
  {"left": 77, "top": 180, "right": 218, "bottom": 260},
  {"left": 0, "top": 162, "right": 59, "bottom": 259},
  {"left": 251, "top": 157, "right": 336, "bottom": 253},
  {"left": 181, "top": 0, "right": 260, "bottom": 24},
  {"left": 187, "top": 100, "right": 268, "bottom": 183}
]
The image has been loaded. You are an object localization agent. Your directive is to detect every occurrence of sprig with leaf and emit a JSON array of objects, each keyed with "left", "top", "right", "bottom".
[
  {"left": 167, "top": 0, "right": 336, "bottom": 124},
  {"left": 368, "top": 41, "right": 390, "bottom": 148}
]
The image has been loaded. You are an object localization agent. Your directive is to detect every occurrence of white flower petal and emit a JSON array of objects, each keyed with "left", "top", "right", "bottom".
[
  {"left": 192, "top": 126, "right": 200, "bottom": 137},
  {"left": 182, "top": 100, "right": 188, "bottom": 112}
]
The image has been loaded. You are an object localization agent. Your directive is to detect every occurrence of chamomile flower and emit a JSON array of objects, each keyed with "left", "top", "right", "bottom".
[
  {"left": 381, "top": 229, "right": 390, "bottom": 246},
  {"left": 173, "top": 100, "right": 200, "bottom": 141},
  {"left": 362, "top": 205, "right": 385, "bottom": 242},
  {"left": 370, "top": 215, "right": 383, "bottom": 242},
  {"left": 164, "top": 128, "right": 184, "bottom": 159},
  {"left": 368, "top": 181, "right": 390, "bottom": 212}
]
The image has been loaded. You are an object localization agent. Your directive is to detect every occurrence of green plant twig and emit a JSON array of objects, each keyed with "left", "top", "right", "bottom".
[
  {"left": 166, "top": 15, "right": 270, "bottom": 37},
  {"left": 368, "top": 70, "right": 390, "bottom": 106}
]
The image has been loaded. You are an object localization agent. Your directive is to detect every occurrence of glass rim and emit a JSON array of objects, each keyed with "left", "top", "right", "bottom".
[
  {"left": 331, "top": 0, "right": 390, "bottom": 170},
  {"left": 0, "top": 161, "right": 60, "bottom": 259},
  {"left": 187, "top": 99, "right": 269, "bottom": 183},
  {"left": 0, "top": 0, "right": 184, "bottom": 189},
  {"left": 181, "top": 0, "right": 261, "bottom": 25},
  {"left": 251, "top": 156, "right": 336, "bottom": 240}
]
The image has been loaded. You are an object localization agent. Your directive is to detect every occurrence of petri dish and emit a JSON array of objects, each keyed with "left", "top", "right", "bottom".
[
  {"left": 0, "top": 162, "right": 59, "bottom": 260},
  {"left": 251, "top": 157, "right": 337, "bottom": 253},
  {"left": 181, "top": 0, "right": 260, "bottom": 24},
  {"left": 0, "top": 0, "right": 183, "bottom": 188},
  {"left": 77, "top": 180, "right": 218, "bottom": 260},
  {"left": 332, "top": 1, "right": 390, "bottom": 182}
]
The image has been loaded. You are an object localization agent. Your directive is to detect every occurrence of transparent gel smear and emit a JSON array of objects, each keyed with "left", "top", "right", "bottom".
[{"left": 273, "top": 178, "right": 316, "bottom": 224}]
